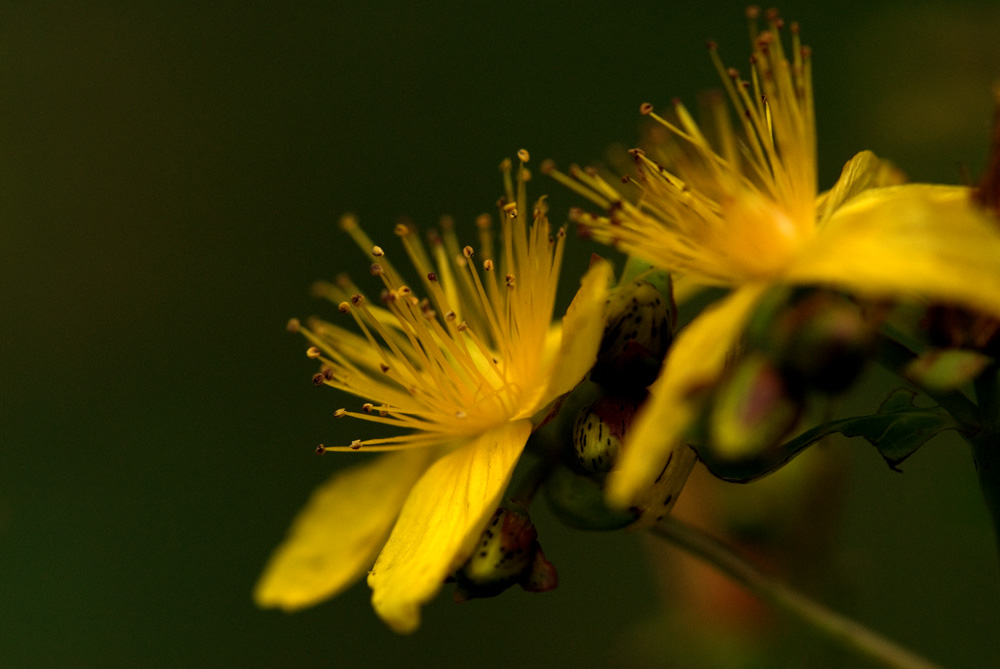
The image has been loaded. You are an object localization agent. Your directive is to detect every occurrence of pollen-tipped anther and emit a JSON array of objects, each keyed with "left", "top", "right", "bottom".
[
  {"left": 372, "top": 245, "right": 385, "bottom": 257},
  {"left": 517, "top": 148, "right": 530, "bottom": 162},
  {"left": 334, "top": 408, "right": 346, "bottom": 417},
  {"left": 306, "top": 346, "right": 322, "bottom": 358},
  {"left": 350, "top": 440, "right": 362, "bottom": 450}
]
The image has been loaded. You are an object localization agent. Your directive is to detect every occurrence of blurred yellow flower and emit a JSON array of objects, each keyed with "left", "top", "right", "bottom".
[
  {"left": 552, "top": 11, "right": 1000, "bottom": 508},
  {"left": 254, "top": 156, "right": 611, "bottom": 633}
]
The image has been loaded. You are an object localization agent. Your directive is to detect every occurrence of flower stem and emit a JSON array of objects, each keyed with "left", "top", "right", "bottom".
[
  {"left": 973, "top": 366, "right": 1000, "bottom": 558},
  {"left": 650, "top": 517, "right": 943, "bottom": 669}
]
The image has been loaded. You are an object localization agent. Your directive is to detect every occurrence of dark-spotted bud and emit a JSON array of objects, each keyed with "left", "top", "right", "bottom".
[
  {"left": 572, "top": 395, "right": 640, "bottom": 473},
  {"left": 904, "top": 348, "right": 993, "bottom": 392},
  {"left": 591, "top": 277, "right": 674, "bottom": 390},
  {"left": 453, "top": 508, "right": 557, "bottom": 601},
  {"left": 706, "top": 353, "right": 802, "bottom": 466}
]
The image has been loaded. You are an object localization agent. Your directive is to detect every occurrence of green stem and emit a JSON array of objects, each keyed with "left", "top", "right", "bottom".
[
  {"left": 650, "top": 518, "right": 943, "bottom": 669},
  {"left": 972, "top": 367, "right": 1000, "bottom": 558}
]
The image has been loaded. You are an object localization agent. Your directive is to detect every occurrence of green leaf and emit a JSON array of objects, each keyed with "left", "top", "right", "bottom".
[
  {"left": 697, "top": 388, "right": 961, "bottom": 482},
  {"left": 837, "top": 388, "right": 961, "bottom": 471}
]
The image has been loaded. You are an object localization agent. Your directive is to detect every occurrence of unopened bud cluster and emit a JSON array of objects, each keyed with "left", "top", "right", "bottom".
[
  {"left": 546, "top": 266, "right": 679, "bottom": 531},
  {"left": 703, "top": 288, "right": 880, "bottom": 469}
]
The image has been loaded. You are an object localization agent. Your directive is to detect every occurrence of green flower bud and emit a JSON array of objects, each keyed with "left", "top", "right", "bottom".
[
  {"left": 707, "top": 353, "right": 802, "bottom": 464},
  {"left": 591, "top": 276, "right": 674, "bottom": 390},
  {"left": 572, "top": 396, "right": 640, "bottom": 473},
  {"left": 544, "top": 464, "right": 639, "bottom": 531},
  {"left": 751, "top": 290, "right": 878, "bottom": 394},
  {"left": 453, "top": 508, "right": 557, "bottom": 601},
  {"left": 904, "top": 348, "right": 993, "bottom": 392}
]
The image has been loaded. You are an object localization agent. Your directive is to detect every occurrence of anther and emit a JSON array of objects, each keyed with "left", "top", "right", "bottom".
[
  {"left": 706, "top": 39, "right": 717, "bottom": 50},
  {"left": 379, "top": 363, "right": 390, "bottom": 373},
  {"left": 457, "top": 322, "right": 468, "bottom": 332},
  {"left": 398, "top": 285, "right": 411, "bottom": 296},
  {"left": 372, "top": 245, "right": 385, "bottom": 257},
  {"left": 499, "top": 157, "right": 512, "bottom": 171},
  {"left": 727, "top": 67, "right": 740, "bottom": 79},
  {"left": 621, "top": 175, "right": 631, "bottom": 184},
  {"left": 746, "top": 5, "right": 760, "bottom": 19},
  {"left": 306, "top": 346, "right": 322, "bottom": 358},
  {"left": 790, "top": 20, "right": 800, "bottom": 34},
  {"left": 519, "top": 167, "right": 531, "bottom": 181},
  {"left": 801, "top": 45, "right": 812, "bottom": 58},
  {"left": 334, "top": 408, "right": 346, "bottom": 417},
  {"left": 350, "top": 294, "right": 364, "bottom": 305},
  {"left": 484, "top": 259, "right": 494, "bottom": 271},
  {"left": 475, "top": 213, "right": 491, "bottom": 229},
  {"left": 394, "top": 222, "right": 410, "bottom": 236},
  {"left": 427, "top": 271, "right": 438, "bottom": 282},
  {"left": 335, "top": 273, "right": 351, "bottom": 288},
  {"left": 517, "top": 148, "right": 530, "bottom": 162},
  {"left": 370, "top": 263, "right": 384, "bottom": 276},
  {"left": 322, "top": 367, "right": 335, "bottom": 380},
  {"left": 350, "top": 440, "right": 362, "bottom": 450},
  {"left": 540, "top": 159, "right": 556, "bottom": 174},
  {"left": 639, "top": 102, "right": 654, "bottom": 115},
  {"left": 339, "top": 214, "right": 358, "bottom": 231},
  {"left": 312, "top": 373, "right": 326, "bottom": 386},
  {"left": 455, "top": 410, "right": 467, "bottom": 419},
  {"left": 362, "top": 402, "right": 374, "bottom": 413},
  {"left": 439, "top": 215, "right": 454, "bottom": 231},
  {"left": 316, "top": 444, "right": 327, "bottom": 455},
  {"left": 445, "top": 311, "right": 457, "bottom": 322},
  {"left": 463, "top": 245, "right": 474, "bottom": 258},
  {"left": 505, "top": 273, "right": 516, "bottom": 288},
  {"left": 502, "top": 202, "right": 518, "bottom": 218},
  {"left": 286, "top": 318, "right": 301, "bottom": 333}
]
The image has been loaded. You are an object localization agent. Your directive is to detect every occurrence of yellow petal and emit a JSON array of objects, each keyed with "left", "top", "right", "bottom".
[
  {"left": 515, "top": 258, "right": 613, "bottom": 419},
  {"left": 788, "top": 185, "right": 1000, "bottom": 319},
  {"left": 606, "top": 284, "right": 768, "bottom": 507},
  {"left": 254, "top": 449, "right": 428, "bottom": 611},
  {"left": 818, "top": 150, "right": 882, "bottom": 223},
  {"left": 368, "top": 419, "right": 532, "bottom": 633}
]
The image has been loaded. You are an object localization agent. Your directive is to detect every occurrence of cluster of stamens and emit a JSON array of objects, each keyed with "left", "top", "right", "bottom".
[
  {"left": 544, "top": 7, "right": 817, "bottom": 285},
  {"left": 298, "top": 151, "right": 568, "bottom": 453}
]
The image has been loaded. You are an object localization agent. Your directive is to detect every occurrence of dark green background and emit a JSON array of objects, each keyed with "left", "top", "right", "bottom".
[{"left": 3, "top": 1, "right": 1000, "bottom": 666}]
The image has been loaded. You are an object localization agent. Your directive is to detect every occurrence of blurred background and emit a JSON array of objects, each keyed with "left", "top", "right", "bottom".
[{"left": 3, "top": 0, "right": 1000, "bottom": 666}]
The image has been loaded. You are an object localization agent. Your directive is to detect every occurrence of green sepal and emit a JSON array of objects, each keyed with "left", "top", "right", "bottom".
[{"left": 543, "top": 464, "right": 638, "bottom": 531}]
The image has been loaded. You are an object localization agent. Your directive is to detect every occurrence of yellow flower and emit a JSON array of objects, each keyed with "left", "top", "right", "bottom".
[
  {"left": 550, "top": 11, "right": 1000, "bottom": 508},
  {"left": 254, "top": 155, "right": 612, "bottom": 633}
]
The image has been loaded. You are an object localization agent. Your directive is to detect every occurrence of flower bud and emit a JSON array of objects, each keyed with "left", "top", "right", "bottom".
[
  {"left": 543, "top": 464, "right": 639, "bottom": 531},
  {"left": 572, "top": 395, "right": 640, "bottom": 473},
  {"left": 453, "top": 508, "right": 557, "bottom": 601},
  {"left": 706, "top": 353, "right": 802, "bottom": 464},
  {"left": 751, "top": 290, "right": 878, "bottom": 394},
  {"left": 904, "top": 348, "right": 993, "bottom": 392},
  {"left": 591, "top": 277, "right": 674, "bottom": 390}
]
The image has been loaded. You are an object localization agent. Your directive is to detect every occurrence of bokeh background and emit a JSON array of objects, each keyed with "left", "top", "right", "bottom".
[{"left": 4, "top": 1, "right": 1000, "bottom": 666}]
